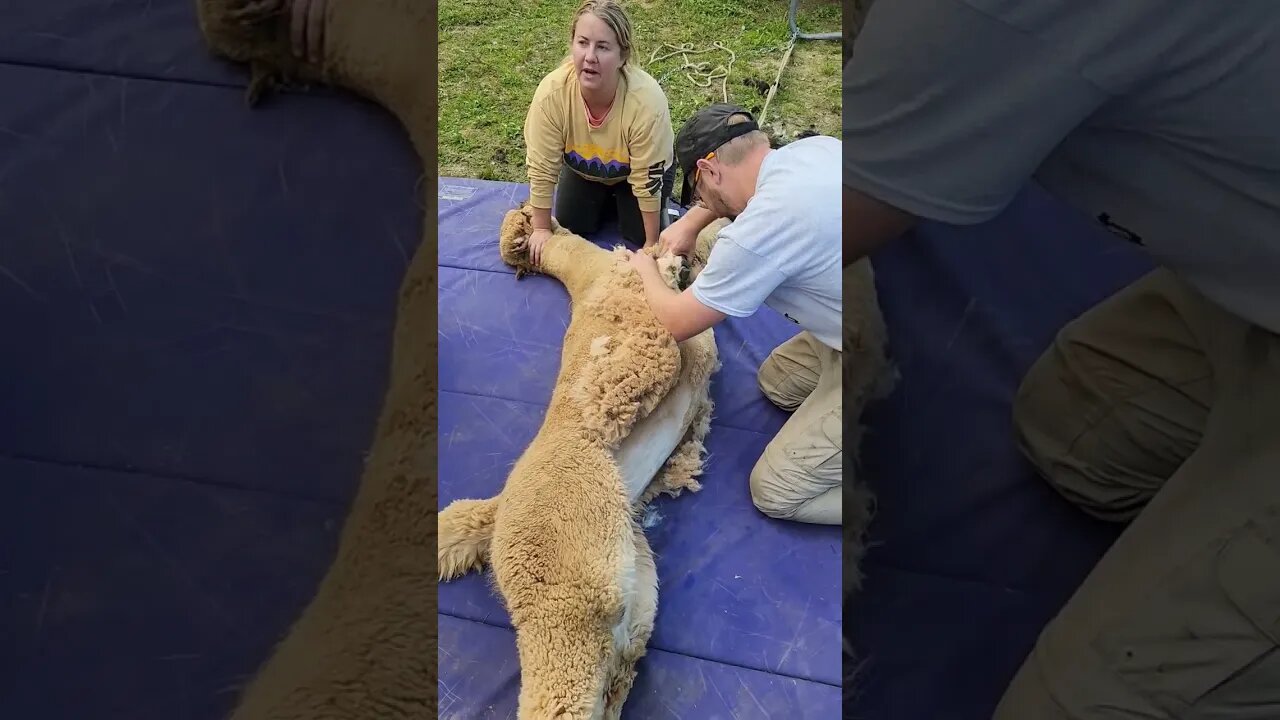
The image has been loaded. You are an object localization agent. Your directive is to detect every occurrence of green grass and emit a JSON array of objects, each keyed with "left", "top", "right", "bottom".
[{"left": 439, "top": 0, "right": 843, "bottom": 182}]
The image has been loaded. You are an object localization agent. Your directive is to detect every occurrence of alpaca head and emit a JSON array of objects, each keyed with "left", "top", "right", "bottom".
[{"left": 497, "top": 202, "right": 538, "bottom": 272}]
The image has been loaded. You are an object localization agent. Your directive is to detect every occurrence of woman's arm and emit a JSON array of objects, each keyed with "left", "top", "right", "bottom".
[
  {"left": 523, "top": 86, "right": 564, "bottom": 213},
  {"left": 531, "top": 205, "right": 553, "bottom": 232},
  {"left": 640, "top": 208, "right": 659, "bottom": 247},
  {"left": 626, "top": 96, "right": 676, "bottom": 227}
]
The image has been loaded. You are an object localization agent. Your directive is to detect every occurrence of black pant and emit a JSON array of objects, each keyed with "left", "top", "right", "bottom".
[{"left": 553, "top": 164, "right": 675, "bottom": 247}]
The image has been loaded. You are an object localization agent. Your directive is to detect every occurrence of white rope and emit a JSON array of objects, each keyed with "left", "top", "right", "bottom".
[
  {"left": 759, "top": 36, "right": 796, "bottom": 126},
  {"left": 646, "top": 42, "right": 737, "bottom": 103},
  {"left": 646, "top": 25, "right": 809, "bottom": 129}
]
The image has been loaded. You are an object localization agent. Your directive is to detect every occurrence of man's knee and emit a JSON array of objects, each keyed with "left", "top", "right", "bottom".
[
  {"left": 757, "top": 335, "right": 822, "bottom": 411},
  {"left": 748, "top": 416, "right": 841, "bottom": 522},
  {"left": 1012, "top": 332, "right": 1185, "bottom": 523},
  {"left": 1013, "top": 344, "right": 1128, "bottom": 521},
  {"left": 750, "top": 455, "right": 837, "bottom": 521},
  {"left": 749, "top": 454, "right": 800, "bottom": 519}
]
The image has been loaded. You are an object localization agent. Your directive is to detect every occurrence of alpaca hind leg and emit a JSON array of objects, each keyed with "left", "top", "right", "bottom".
[
  {"left": 602, "top": 523, "right": 658, "bottom": 719},
  {"left": 437, "top": 497, "right": 498, "bottom": 581}
]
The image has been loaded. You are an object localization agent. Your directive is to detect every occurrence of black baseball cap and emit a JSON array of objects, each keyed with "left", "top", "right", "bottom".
[{"left": 675, "top": 103, "right": 759, "bottom": 207}]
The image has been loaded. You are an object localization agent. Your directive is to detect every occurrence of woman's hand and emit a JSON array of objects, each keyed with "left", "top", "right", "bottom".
[{"left": 528, "top": 228, "right": 552, "bottom": 266}]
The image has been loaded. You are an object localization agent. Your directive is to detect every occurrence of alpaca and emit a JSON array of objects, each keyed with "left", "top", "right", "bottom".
[
  {"left": 438, "top": 204, "right": 720, "bottom": 719},
  {"left": 194, "top": 0, "right": 441, "bottom": 717},
  {"left": 195, "top": 4, "right": 719, "bottom": 715}
]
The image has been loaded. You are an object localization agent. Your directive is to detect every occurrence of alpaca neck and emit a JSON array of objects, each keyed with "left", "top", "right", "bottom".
[{"left": 322, "top": 0, "right": 434, "bottom": 162}]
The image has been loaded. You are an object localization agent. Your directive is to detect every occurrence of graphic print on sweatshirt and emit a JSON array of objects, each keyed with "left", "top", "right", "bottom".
[{"left": 563, "top": 142, "right": 630, "bottom": 181}]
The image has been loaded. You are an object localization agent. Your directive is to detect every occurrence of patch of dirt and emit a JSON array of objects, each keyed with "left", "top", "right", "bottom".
[{"left": 742, "top": 77, "right": 770, "bottom": 96}]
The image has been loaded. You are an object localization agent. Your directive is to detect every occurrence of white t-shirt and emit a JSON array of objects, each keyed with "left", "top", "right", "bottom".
[
  {"left": 842, "top": 0, "right": 1280, "bottom": 334},
  {"left": 690, "top": 135, "right": 843, "bottom": 350}
]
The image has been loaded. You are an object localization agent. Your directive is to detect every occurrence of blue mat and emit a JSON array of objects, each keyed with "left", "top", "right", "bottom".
[
  {"left": 1, "top": 2, "right": 419, "bottom": 717},
  {"left": 437, "top": 177, "right": 843, "bottom": 717},
  {"left": 846, "top": 184, "right": 1153, "bottom": 716}
]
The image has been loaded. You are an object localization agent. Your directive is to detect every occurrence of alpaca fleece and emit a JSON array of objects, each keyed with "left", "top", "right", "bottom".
[
  {"left": 196, "top": 0, "right": 438, "bottom": 717},
  {"left": 438, "top": 205, "right": 720, "bottom": 719},
  {"left": 196, "top": 2, "right": 721, "bottom": 716}
]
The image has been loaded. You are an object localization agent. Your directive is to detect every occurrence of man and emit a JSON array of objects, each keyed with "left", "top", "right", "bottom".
[
  {"left": 841, "top": 1, "right": 1280, "bottom": 717},
  {"left": 626, "top": 103, "right": 844, "bottom": 525}
]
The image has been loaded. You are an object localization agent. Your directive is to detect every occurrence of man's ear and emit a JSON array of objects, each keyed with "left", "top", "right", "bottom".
[{"left": 695, "top": 158, "right": 712, "bottom": 183}]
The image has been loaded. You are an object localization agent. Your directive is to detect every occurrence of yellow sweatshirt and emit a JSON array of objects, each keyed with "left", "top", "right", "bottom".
[{"left": 523, "top": 61, "right": 674, "bottom": 213}]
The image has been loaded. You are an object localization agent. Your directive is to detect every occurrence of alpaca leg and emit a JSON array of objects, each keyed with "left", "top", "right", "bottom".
[
  {"left": 498, "top": 204, "right": 615, "bottom": 298},
  {"left": 501, "top": 569, "right": 619, "bottom": 719},
  {"left": 602, "top": 523, "right": 658, "bottom": 720},
  {"left": 511, "top": 620, "right": 613, "bottom": 720},
  {"left": 197, "top": 0, "right": 434, "bottom": 160},
  {"left": 437, "top": 496, "right": 499, "bottom": 581}
]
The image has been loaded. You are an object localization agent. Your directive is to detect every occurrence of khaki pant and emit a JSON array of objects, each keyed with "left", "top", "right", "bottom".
[
  {"left": 750, "top": 330, "right": 843, "bottom": 525},
  {"left": 995, "top": 268, "right": 1280, "bottom": 718}
]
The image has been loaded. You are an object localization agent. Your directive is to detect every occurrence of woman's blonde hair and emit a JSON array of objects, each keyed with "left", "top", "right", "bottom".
[{"left": 569, "top": 0, "right": 634, "bottom": 68}]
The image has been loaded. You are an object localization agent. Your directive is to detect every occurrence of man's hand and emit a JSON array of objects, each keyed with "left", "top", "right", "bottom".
[
  {"left": 627, "top": 247, "right": 659, "bottom": 278},
  {"left": 528, "top": 227, "right": 552, "bottom": 266},
  {"left": 657, "top": 221, "right": 698, "bottom": 257},
  {"left": 659, "top": 204, "right": 721, "bottom": 257},
  {"left": 625, "top": 249, "right": 726, "bottom": 342}
]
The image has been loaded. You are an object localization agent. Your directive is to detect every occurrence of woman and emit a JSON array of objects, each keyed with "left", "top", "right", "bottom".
[{"left": 523, "top": 0, "right": 676, "bottom": 264}]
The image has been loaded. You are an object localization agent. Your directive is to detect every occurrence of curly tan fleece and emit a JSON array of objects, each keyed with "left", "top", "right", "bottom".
[
  {"left": 439, "top": 205, "right": 719, "bottom": 718},
  {"left": 195, "top": 0, "right": 440, "bottom": 718},
  {"left": 196, "top": 1, "right": 723, "bottom": 715}
]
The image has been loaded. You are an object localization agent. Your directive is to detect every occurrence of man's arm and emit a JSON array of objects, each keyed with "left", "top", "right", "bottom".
[
  {"left": 659, "top": 203, "right": 718, "bottom": 255},
  {"left": 843, "top": 186, "right": 916, "bottom": 266},
  {"left": 629, "top": 253, "right": 726, "bottom": 341},
  {"left": 674, "top": 203, "right": 718, "bottom": 235},
  {"left": 842, "top": 0, "right": 1109, "bottom": 228}
]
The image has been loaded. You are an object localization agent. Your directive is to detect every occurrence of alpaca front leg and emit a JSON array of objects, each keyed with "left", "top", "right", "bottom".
[
  {"left": 197, "top": 0, "right": 434, "bottom": 159},
  {"left": 498, "top": 204, "right": 613, "bottom": 296}
]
